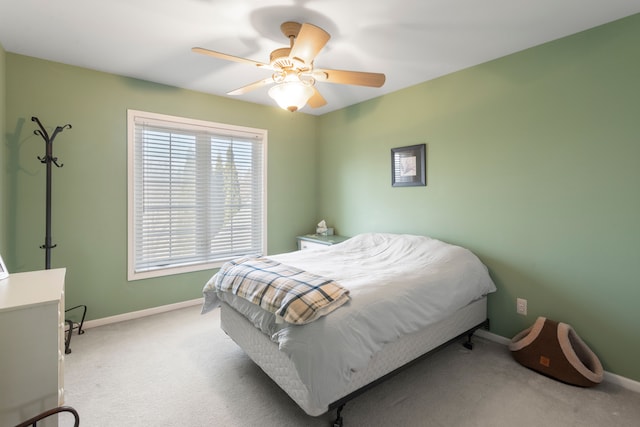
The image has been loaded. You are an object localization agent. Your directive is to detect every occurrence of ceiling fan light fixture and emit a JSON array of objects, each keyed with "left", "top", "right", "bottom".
[
  {"left": 268, "top": 81, "right": 314, "bottom": 112},
  {"left": 193, "top": 21, "right": 385, "bottom": 111}
]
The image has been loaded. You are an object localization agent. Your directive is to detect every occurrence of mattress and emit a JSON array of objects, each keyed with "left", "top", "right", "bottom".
[
  {"left": 205, "top": 233, "right": 496, "bottom": 415},
  {"left": 220, "top": 297, "right": 488, "bottom": 416}
]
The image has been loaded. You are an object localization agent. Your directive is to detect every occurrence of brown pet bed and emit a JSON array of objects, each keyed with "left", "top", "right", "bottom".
[{"left": 509, "top": 317, "right": 603, "bottom": 387}]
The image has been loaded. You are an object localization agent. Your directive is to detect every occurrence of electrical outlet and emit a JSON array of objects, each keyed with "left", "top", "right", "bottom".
[{"left": 516, "top": 298, "right": 527, "bottom": 315}]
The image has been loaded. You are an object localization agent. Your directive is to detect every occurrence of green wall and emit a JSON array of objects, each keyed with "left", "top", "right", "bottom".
[
  {"left": 4, "top": 55, "right": 317, "bottom": 319},
  {"left": 0, "top": 42, "right": 6, "bottom": 256},
  {"left": 318, "top": 14, "right": 640, "bottom": 381}
]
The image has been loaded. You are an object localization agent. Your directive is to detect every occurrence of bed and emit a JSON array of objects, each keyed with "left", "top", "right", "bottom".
[{"left": 202, "top": 233, "right": 496, "bottom": 422}]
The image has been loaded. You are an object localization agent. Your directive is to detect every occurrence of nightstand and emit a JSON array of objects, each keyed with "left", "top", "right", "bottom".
[{"left": 297, "top": 234, "right": 349, "bottom": 250}]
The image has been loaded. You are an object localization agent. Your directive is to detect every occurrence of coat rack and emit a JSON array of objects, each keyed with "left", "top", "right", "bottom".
[
  {"left": 32, "top": 116, "right": 71, "bottom": 269},
  {"left": 32, "top": 116, "right": 85, "bottom": 353}
]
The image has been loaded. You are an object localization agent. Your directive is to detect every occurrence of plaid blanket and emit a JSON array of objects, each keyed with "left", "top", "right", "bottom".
[{"left": 214, "top": 257, "right": 350, "bottom": 324}]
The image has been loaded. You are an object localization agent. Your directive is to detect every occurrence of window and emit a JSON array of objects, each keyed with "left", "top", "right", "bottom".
[{"left": 127, "top": 110, "right": 267, "bottom": 280}]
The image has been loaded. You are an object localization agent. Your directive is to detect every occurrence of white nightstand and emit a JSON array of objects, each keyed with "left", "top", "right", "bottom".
[{"left": 296, "top": 234, "right": 349, "bottom": 250}]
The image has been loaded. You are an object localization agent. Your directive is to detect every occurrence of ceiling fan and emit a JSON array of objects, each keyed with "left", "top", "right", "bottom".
[{"left": 192, "top": 21, "right": 386, "bottom": 112}]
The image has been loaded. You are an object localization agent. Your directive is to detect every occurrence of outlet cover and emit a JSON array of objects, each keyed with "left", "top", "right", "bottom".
[{"left": 516, "top": 298, "right": 527, "bottom": 315}]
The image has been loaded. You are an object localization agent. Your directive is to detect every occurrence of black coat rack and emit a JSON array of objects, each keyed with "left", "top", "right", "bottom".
[
  {"left": 32, "top": 116, "right": 85, "bottom": 353},
  {"left": 32, "top": 116, "right": 71, "bottom": 269}
]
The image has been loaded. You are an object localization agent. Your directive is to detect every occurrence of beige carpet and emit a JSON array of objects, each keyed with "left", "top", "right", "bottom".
[{"left": 62, "top": 305, "right": 640, "bottom": 427}]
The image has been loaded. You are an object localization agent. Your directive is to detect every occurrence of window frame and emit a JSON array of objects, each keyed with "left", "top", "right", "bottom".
[{"left": 127, "top": 109, "right": 267, "bottom": 281}]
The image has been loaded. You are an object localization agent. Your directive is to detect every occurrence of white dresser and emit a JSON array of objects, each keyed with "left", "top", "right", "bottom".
[{"left": 0, "top": 268, "right": 66, "bottom": 427}]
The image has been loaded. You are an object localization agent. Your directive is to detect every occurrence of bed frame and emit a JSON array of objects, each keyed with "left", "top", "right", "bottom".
[{"left": 220, "top": 296, "right": 489, "bottom": 425}]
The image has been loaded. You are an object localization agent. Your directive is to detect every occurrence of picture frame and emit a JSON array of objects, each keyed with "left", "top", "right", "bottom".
[
  {"left": 391, "top": 143, "right": 426, "bottom": 187},
  {"left": 0, "top": 254, "right": 8, "bottom": 280}
]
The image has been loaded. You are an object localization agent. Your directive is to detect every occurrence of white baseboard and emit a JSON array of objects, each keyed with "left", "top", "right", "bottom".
[
  {"left": 82, "top": 298, "right": 203, "bottom": 329},
  {"left": 475, "top": 329, "right": 640, "bottom": 394},
  {"left": 603, "top": 371, "right": 640, "bottom": 394},
  {"left": 475, "top": 328, "right": 511, "bottom": 345}
]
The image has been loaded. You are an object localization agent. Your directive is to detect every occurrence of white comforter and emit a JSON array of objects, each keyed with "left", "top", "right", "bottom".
[{"left": 202, "top": 233, "right": 496, "bottom": 412}]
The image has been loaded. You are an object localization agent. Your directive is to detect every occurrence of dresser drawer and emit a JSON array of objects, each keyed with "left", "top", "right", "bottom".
[
  {"left": 299, "top": 239, "right": 328, "bottom": 250},
  {"left": 296, "top": 234, "right": 349, "bottom": 250}
]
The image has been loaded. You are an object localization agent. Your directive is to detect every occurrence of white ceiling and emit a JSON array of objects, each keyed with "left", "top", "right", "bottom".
[{"left": 1, "top": 1, "right": 639, "bottom": 115}]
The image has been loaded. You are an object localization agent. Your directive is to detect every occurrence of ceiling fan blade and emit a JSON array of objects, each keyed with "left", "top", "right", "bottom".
[
  {"left": 307, "top": 87, "right": 327, "bottom": 109},
  {"left": 192, "top": 47, "right": 270, "bottom": 68},
  {"left": 289, "top": 23, "right": 330, "bottom": 65},
  {"left": 227, "top": 78, "right": 273, "bottom": 96},
  {"left": 314, "top": 69, "right": 386, "bottom": 88}
]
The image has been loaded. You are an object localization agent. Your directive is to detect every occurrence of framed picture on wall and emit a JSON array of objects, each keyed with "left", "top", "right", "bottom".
[
  {"left": 391, "top": 144, "right": 426, "bottom": 187},
  {"left": 0, "top": 254, "right": 8, "bottom": 280}
]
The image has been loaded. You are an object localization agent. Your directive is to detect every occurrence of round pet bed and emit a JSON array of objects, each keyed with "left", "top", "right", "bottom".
[{"left": 509, "top": 316, "right": 603, "bottom": 387}]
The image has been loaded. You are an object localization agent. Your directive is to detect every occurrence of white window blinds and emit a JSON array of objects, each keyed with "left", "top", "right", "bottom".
[{"left": 127, "top": 110, "right": 266, "bottom": 280}]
